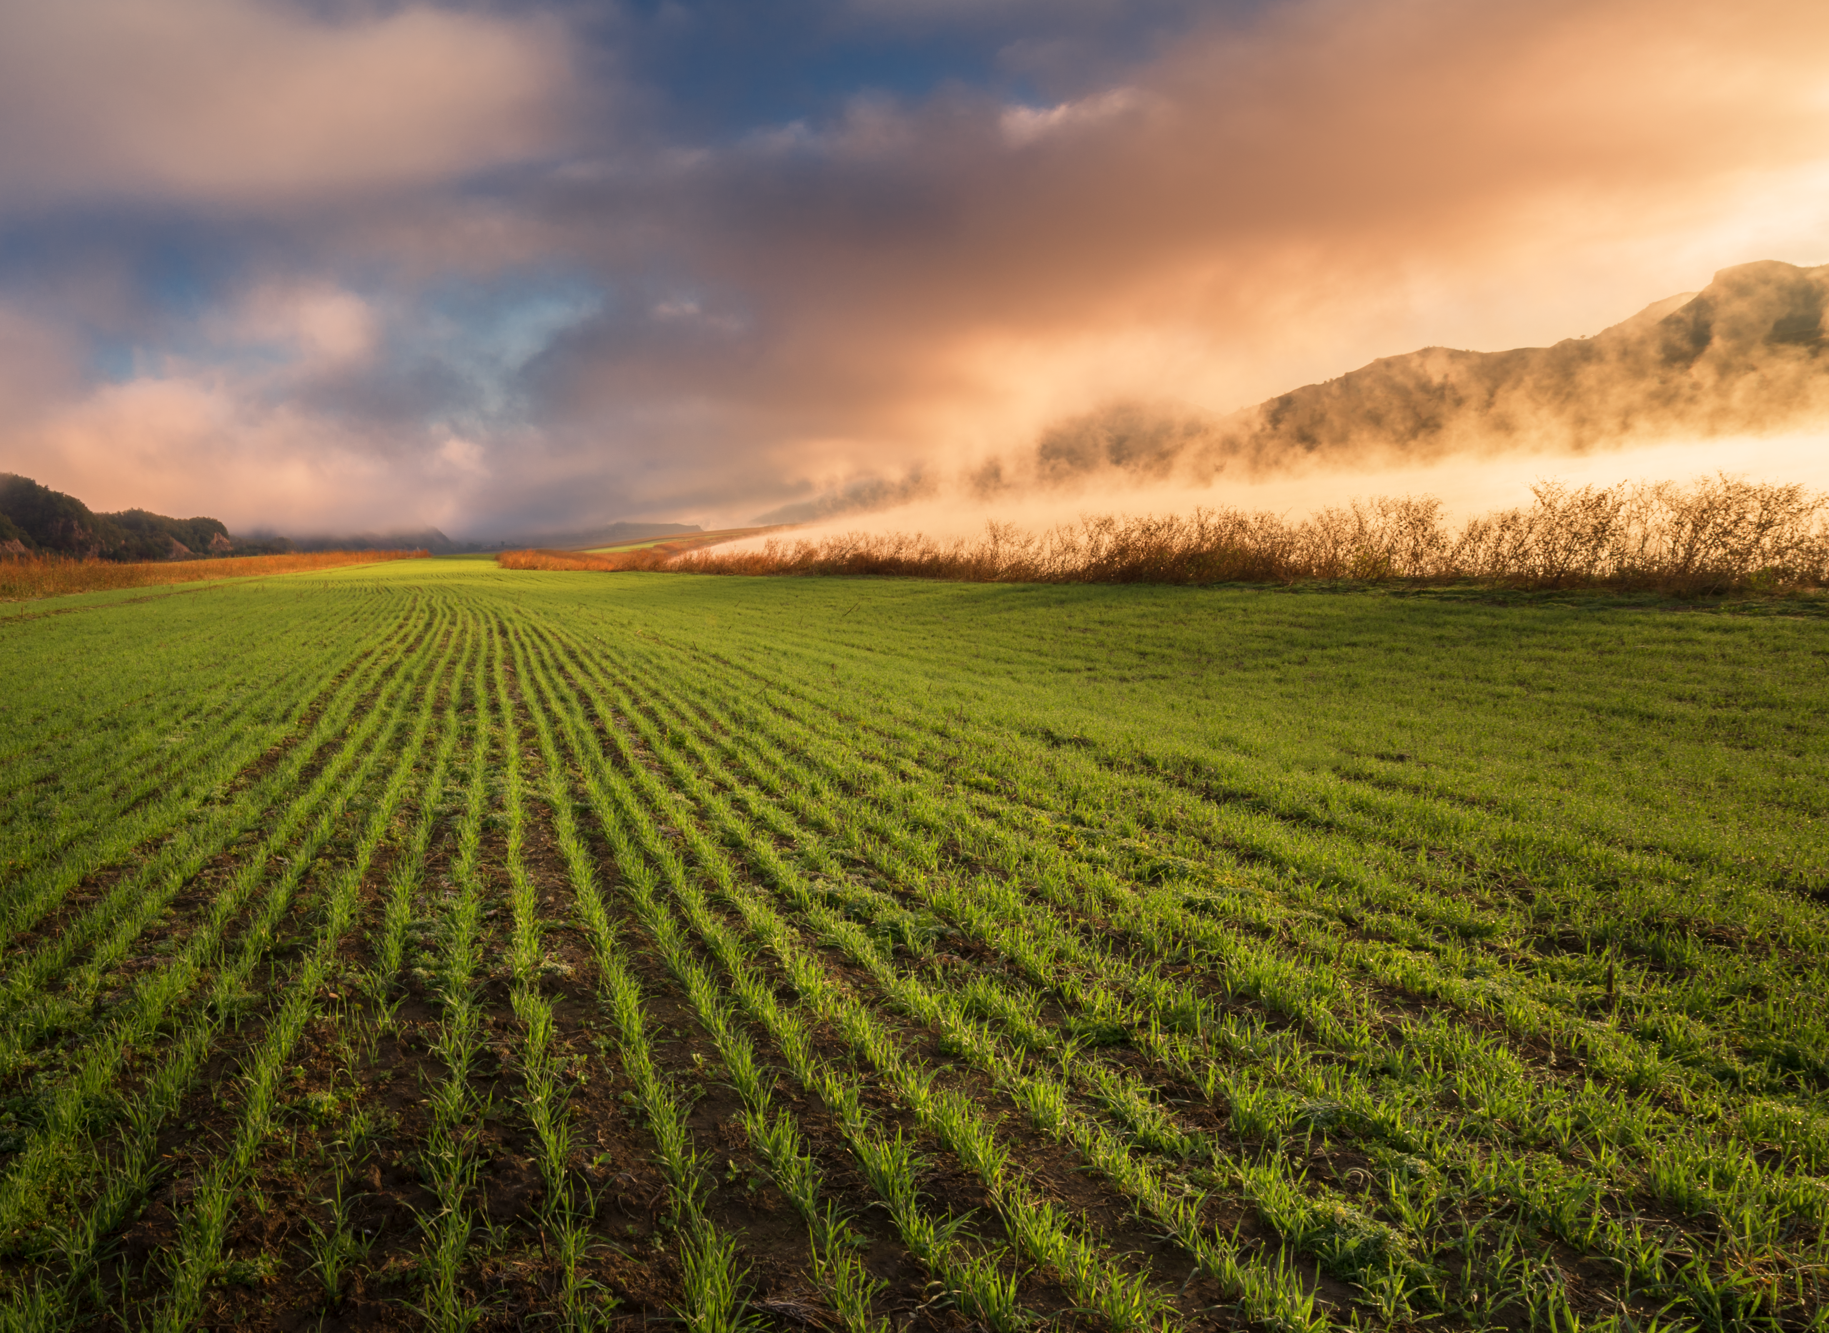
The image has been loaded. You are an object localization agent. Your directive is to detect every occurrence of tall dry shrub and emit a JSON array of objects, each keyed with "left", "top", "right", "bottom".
[
  {"left": 1447, "top": 477, "right": 1829, "bottom": 590},
  {"left": 1644, "top": 476, "right": 1827, "bottom": 589},
  {"left": 1452, "top": 482, "right": 1638, "bottom": 584}
]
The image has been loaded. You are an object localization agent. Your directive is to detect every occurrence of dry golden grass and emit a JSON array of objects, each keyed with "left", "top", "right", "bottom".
[
  {"left": 501, "top": 476, "right": 1829, "bottom": 593},
  {"left": 497, "top": 548, "right": 673, "bottom": 572},
  {"left": 0, "top": 549, "right": 429, "bottom": 601}
]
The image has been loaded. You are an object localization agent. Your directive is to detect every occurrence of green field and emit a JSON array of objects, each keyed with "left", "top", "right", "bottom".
[{"left": 2, "top": 557, "right": 1826, "bottom": 1332}]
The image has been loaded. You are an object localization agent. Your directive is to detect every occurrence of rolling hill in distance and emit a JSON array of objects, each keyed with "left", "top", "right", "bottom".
[{"left": 0, "top": 472, "right": 701, "bottom": 560}]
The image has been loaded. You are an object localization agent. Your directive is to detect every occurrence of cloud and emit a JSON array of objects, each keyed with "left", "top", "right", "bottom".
[
  {"left": 0, "top": 305, "right": 81, "bottom": 428},
  {"left": 538, "top": 0, "right": 1829, "bottom": 525},
  {"left": 0, "top": 0, "right": 574, "bottom": 209},
  {"left": 436, "top": 436, "right": 489, "bottom": 478},
  {"left": 5, "top": 0, "right": 1829, "bottom": 539},
  {"left": 998, "top": 88, "right": 1147, "bottom": 148},
  {"left": 22, "top": 375, "right": 393, "bottom": 529},
  {"left": 222, "top": 282, "right": 378, "bottom": 372},
  {"left": 10, "top": 366, "right": 538, "bottom": 535}
]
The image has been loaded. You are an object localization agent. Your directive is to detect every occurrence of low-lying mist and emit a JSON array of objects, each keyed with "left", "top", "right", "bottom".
[
  {"left": 749, "top": 260, "right": 1829, "bottom": 538},
  {"left": 731, "top": 425, "right": 1829, "bottom": 554}
]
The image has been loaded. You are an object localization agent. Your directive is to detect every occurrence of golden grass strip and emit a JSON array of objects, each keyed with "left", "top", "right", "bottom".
[
  {"left": 0, "top": 548, "right": 428, "bottom": 601},
  {"left": 496, "top": 548, "right": 665, "bottom": 572}
]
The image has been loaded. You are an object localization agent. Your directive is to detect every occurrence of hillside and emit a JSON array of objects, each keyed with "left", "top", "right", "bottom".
[
  {"left": 1028, "top": 259, "right": 1829, "bottom": 485},
  {"left": 0, "top": 475, "right": 288, "bottom": 561}
]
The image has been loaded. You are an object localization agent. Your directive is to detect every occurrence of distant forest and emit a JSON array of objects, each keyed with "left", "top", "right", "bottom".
[{"left": 0, "top": 474, "right": 291, "bottom": 561}]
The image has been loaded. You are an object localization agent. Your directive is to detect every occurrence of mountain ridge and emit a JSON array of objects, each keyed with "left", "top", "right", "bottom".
[{"left": 1005, "top": 259, "right": 1829, "bottom": 495}]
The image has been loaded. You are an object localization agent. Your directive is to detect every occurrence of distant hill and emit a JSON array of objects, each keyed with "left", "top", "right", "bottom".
[
  {"left": 524, "top": 520, "right": 701, "bottom": 551},
  {"left": 1022, "top": 259, "right": 1829, "bottom": 488},
  {"left": 283, "top": 528, "right": 460, "bottom": 555},
  {"left": 0, "top": 474, "right": 259, "bottom": 560},
  {"left": 283, "top": 522, "right": 701, "bottom": 553},
  {"left": 0, "top": 474, "right": 705, "bottom": 560}
]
